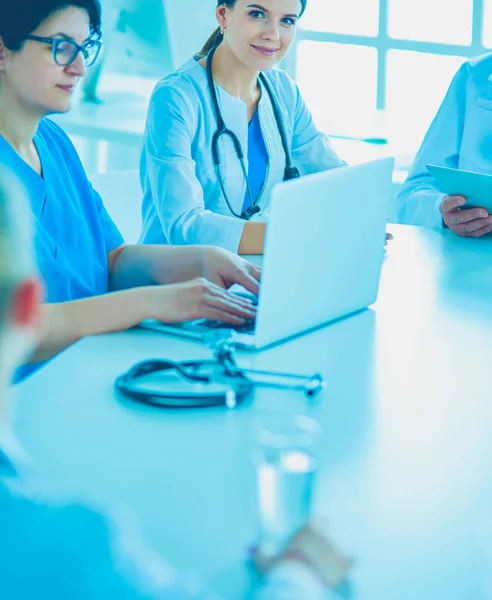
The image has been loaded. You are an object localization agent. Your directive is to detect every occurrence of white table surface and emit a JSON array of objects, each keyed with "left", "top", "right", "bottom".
[{"left": 13, "top": 224, "right": 492, "bottom": 599}]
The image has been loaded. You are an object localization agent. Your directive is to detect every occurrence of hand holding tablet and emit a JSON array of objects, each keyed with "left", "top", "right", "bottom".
[{"left": 427, "top": 164, "right": 492, "bottom": 237}]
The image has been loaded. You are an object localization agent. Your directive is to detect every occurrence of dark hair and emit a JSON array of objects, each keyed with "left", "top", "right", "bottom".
[
  {"left": 200, "top": 0, "right": 307, "bottom": 56},
  {"left": 0, "top": 0, "right": 102, "bottom": 50}
]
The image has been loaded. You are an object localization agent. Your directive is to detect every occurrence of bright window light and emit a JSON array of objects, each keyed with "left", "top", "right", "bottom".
[
  {"left": 385, "top": 51, "right": 466, "bottom": 148},
  {"left": 388, "top": 0, "right": 473, "bottom": 45},
  {"left": 300, "top": 0, "right": 380, "bottom": 36},
  {"left": 293, "top": 0, "right": 485, "bottom": 156},
  {"left": 296, "top": 41, "right": 378, "bottom": 128},
  {"left": 483, "top": 0, "right": 492, "bottom": 46}
]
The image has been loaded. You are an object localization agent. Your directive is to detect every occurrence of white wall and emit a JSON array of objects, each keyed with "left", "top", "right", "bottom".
[{"left": 162, "top": 0, "right": 217, "bottom": 68}]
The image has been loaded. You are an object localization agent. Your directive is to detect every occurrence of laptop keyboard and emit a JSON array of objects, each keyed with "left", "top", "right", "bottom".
[{"left": 203, "top": 319, "right": 256, "bottom": 334}]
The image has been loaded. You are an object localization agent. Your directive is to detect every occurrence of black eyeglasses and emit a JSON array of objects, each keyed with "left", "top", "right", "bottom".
[{"left": 26, "top": 35, "right": 102, "bottom": 67}]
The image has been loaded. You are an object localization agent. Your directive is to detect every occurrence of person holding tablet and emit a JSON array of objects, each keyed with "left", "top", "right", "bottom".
[
  {"left": 395, "top": 54, "right": 492, "bottom": 237},
  {"left": 0, "top": 0, "right": 260, "bottom": 382},
  {"left": 140, "top": 0, "right": 347, "bottom": 254}
]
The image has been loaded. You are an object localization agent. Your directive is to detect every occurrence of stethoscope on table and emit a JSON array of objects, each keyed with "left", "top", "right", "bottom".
[
  {"left": 206, "top": 46, "right": 300, "bottom": 220},
  {"left": 115, "top": 337, "right": 326, "bottom": 410}
]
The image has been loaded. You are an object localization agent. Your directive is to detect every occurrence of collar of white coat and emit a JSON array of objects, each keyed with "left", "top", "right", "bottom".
[
  {"left": 212, "top": 71, "right": 280, "bottom": 140},
  {"left": 187, "top": 57, "right": 286, "bottom": 153}
]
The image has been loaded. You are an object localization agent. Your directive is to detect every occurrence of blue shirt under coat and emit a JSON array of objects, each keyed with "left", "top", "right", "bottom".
[{"left": 243, "top": 110, "right": 269, "bottom": 214}]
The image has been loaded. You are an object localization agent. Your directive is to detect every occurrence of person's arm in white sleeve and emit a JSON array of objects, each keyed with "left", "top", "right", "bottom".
[
  {"left": 288, "top": 77, "right": 347, "bottom": 175},
  {"left": 394, "top": 62, "right": 469, "bottom": 228},
  {"left": 143, "top": 84, "right": 246, "bottom": 252}
]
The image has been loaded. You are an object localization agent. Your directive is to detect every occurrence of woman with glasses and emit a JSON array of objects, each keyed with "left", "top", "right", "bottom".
[
  {"left": 25, "top": 32, "right": 102, "bottom": 69},
  {"left": 0, "top": 0, "right": 261, "bottom": 382},
  {"left": 140, "top": 0, "right": 349, "bottom": 255}
]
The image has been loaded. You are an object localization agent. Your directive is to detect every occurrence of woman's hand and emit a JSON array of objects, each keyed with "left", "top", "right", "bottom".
[
  {"left": 147, "top": 277, "right": 257, "bottom": 325},
  {"left": 253, "top": 522, "right": 352, "bottom": 590},
  {"left": 440, "top": 195, "right": 492, "bottom": 237},
  {"left": 201, "top": 247, "right": 261, "bottom": 295}
]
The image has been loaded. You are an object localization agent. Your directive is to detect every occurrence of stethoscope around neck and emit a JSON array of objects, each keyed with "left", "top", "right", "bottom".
[{"left": 206, "top": 45, "right": 300, "bottom": 221}]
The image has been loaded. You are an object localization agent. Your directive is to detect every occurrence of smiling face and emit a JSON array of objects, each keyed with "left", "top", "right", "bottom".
[
  {"left": 217, "top": 0, "right": 303, "bottom": 71},
  {"left": 0, "top": 6, "right": 91, "bottom": 117}
]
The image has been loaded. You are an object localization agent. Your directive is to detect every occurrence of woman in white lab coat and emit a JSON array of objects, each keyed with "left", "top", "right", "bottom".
[
  {"left": 140, "top": 0, "right": 346, "bottom": 254},
  {"left": 396, "top": 54, "right": 492, "bottom": 237}
]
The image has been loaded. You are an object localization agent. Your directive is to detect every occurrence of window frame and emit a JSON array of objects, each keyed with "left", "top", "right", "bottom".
[{"left": 286, "top": 0, "right": 488, "bottom": 110}]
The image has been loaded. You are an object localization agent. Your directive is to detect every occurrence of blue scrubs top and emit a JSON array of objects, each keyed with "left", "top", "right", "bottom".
[
  {"left": 242, "top": 110, "right": 268, "bottom": 214},
  {"left": 0, "top": 119, "right": 124, "bottom": 381}
]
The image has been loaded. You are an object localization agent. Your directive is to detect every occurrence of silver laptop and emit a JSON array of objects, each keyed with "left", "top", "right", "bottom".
[{"left": 141, "top": 157, "right": 394, "bottom": 350}]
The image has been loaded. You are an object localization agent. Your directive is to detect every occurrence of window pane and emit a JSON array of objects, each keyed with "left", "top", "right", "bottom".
[
  {"left": 388, "top": 0, "right": 473, "bottom": 45},
  {"left": 386, "top": 51, "right": 465, "bottom": 150},
  {"left": 296, "top": 42, "right": 378, "bottom": 137},
  {"left": 301, "top": 0, "right": 379, "bottom": 36},
  {"left": 483, "top": 0, "right": 492, "bottom": 46}
]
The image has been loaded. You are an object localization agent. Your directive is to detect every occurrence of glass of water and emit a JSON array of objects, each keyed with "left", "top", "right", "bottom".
[{"left": 254, "top": 413, "right": 321, "bottom": 557}]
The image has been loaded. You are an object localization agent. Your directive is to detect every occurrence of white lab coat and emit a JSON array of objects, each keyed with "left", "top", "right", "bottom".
[
  {"left": 140, "top": 58, "right": 345, "bottom": 251},
  {"left": 395, "top": 53, "right": 492, "bottom": 229}
]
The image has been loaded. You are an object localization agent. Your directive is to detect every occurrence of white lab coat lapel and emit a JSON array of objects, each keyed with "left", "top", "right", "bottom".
[{"left": 256, "top": 78, "right": 286, "bottom": 216}]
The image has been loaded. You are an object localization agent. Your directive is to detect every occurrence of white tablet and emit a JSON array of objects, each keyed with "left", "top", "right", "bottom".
[{"left": 427, "top": 164, "right": 492, "bottom": 213}]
